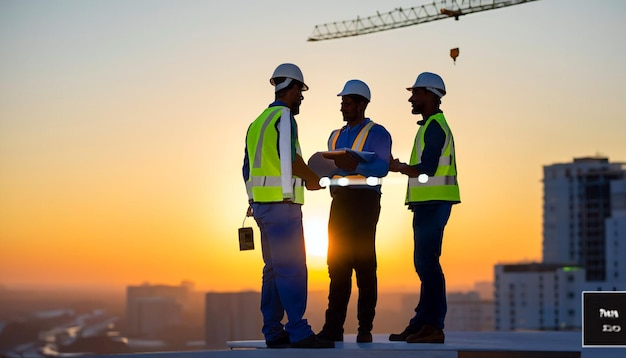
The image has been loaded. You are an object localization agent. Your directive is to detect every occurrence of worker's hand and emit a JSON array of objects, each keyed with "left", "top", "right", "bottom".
[
  {"left": 389, "top": 158, "right": 403, "bottom": 172},
  {"left": 333, "top": 152, "right": 358, "bottom": 171},
  {"left": 305, "top": 179, "right": 323, "bottom": 191}
]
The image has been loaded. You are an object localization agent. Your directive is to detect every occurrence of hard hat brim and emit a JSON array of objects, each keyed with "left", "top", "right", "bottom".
[
  {"left": 406, "top": 86, "right": 445, "bottom": 97},
  {"left": 270, "top": 78, "right": 309, "bottom": 92},
  {"left": 337, "top": 79, "right": 371, "bottom": 101}
]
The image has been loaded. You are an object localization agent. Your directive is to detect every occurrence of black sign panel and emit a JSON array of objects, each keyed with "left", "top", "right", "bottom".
[{"left": 582, "top": 291, "right": 626, "bottom": 347}]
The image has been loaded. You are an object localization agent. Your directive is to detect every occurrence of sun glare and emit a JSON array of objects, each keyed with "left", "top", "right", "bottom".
[{"left": 303, "top": 217, "right": 328, "bottom": 261}]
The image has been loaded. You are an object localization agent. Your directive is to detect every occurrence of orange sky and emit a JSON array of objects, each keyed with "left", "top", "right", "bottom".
[{"left": 1, "top": 0, "right": 625, "bottom": 294}]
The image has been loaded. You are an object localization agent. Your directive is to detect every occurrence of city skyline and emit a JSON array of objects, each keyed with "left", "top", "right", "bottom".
[
  {"left": 1, "top": 0, "right": 626, "bottom": 293},
  {"left": 0, "top": 281, "right": 493, "bottom": 355}
]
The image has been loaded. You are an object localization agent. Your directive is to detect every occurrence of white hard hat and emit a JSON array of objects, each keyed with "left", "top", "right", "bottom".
[
  {"left": 407, "top": 72, "right": 446, "bottom": 97},
  {"left": 270, "top": 63, "right": 309, "bottom": 92},
  {"left": 337, "top": 79, "right": 371, "bottom": 102}
]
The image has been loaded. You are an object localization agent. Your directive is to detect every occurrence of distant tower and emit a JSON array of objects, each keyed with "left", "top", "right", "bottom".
[
  {"left": 496, "top": 156, "right": 626, "bottom": 331},
  {"left": 204, "top": 291, "right": 262, "bottom": 348},
  {"left": 494, "top": 263, "right": 584, "bottom": 331},
  {"left": 542, "top": 157, "right": 626, "bottom": 281},
  {"left": 605, "top": 179, "right": 626, "bottom": 282},
  {"left": 126, "top": 282, "right": 191, "bottom": 338}
]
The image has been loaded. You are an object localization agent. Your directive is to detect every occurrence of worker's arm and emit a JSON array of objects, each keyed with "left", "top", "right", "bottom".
[
  {"left": 282, "top": 114, "right": 322, "bottom": 190},
  {"left": 242, "top": 147, "right": 250, "bottom": 182},
  {"left": 390, "top": 121, "right": 445, "bottom": 177},
  {"left": 293, "top": 154, "right": 322, "bottom": 190},
  {"left": 389, "top": 158, "right": 419, "bottom": 177},
  {"left": 331, "top": 151, "right": 359, "bottom": 171}
]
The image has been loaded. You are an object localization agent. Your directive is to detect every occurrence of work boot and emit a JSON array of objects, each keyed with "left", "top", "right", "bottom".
[
  {"left": 291, "top": 334, "right": 335, "bottom": 348},
  {"left": 356, "top": 332, "right": 373, "bottom": 343},
  {"left": 265, "top": 330, "right": 290, "bottom": 348},
  {"left": 316, "top": 329, "right": 343, "bottom": 342},
  {"left": 406, "top": 324, "right": 445, "bottom": 344},
  {"left": 388, "top": 325, "right": 420, "bottom": 341}
]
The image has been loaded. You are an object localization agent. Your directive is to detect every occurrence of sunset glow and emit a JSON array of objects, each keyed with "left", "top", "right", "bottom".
[
  {"left": 1, "top": 0, "right": 625, "bottom": 295},
  {"left": 304, "top": 216, "right": 330, "bottom": 264}
]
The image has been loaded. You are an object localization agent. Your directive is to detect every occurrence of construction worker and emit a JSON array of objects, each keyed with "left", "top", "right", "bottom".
[
  {"left": 388, "top": 72, "right": 460, "bottom": 344},
  {"left": 242, "top": 63, "right": 334, "bottom": 349},
  {"left": 317, "top": 80, "right": 391, "bottom": 343}
]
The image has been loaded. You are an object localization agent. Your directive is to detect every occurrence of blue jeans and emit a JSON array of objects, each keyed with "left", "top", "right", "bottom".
[
  {"left": 252, "top": 203, "right": 313, "bottom": 343},
  {"left": 409, "top": 202, "right": 452, "bottom": 330}
]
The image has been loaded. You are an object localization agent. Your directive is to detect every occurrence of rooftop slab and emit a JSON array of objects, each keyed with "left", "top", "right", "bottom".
[{"left": 87, "top": 332, "right": 624, "bottom": 358}]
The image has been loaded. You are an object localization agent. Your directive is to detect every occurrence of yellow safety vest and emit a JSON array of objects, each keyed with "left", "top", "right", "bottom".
[
  {"left": 406, "top": 112, "right": 460, "bottom": 203},
  {"left": 328, "top": 121, "right": 378, "bottom": 186},
  {"left": 246, "top": 106, "right": 304, "bottom": 204}
]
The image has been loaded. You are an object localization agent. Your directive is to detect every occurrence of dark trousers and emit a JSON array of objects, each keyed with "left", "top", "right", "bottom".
[
  {"left": 323, "top": 188, "right": 381, "bottom": 335},
  {"left": 409, "top": 202, "right": 452, "bottom": 330}
]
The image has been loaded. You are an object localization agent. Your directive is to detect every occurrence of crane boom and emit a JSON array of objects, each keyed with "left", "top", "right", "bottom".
[{"left": 307, "top": 0, "right": 539, "bottom": 42}]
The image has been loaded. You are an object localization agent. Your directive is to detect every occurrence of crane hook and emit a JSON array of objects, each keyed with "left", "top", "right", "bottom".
[{"left": 450, "top": 47, "right": 460, "bottom": 65}]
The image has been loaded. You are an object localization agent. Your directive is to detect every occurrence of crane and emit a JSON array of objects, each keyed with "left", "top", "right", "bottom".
[{"left": 307, "top": 0, "right": 539, "bottom": 42}]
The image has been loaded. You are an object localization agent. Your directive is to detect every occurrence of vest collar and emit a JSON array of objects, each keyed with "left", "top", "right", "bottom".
[
  {"left": 417, "top": 110, "right": 443, "bottom": 125},
  {"left": 269, "top": 100, "right": 288, "bottom": 108},
  {"left": 345, "top": 117, "right": 371, "bottom": 131}
]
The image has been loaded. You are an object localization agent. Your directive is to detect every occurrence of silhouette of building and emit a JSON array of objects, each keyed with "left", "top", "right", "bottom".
[
  {"left": 495, "top": 156, "right": 626, "bottom": 331},
  {"left": 400, "top": 286, "right": 494, "bottom": 332},
  {"left": 543, "top": 156, "right": 626, "bottom": 281},
  {"left": 605, "top": 178, "right": 626, "bottom": 282},
  {"left": 126, "top": 282, "right": 193, "bottom": 338},
  {"left": 495, "top": 263, "right": 585, "bottom": 331},
  {"left": 446, "top": 291, "right": 494, "bottom": 331},
  {"left": 204, "top": 291, "right": 262, "bottom": 349}
]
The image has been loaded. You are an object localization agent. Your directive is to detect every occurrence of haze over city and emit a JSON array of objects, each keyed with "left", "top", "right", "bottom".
[{"left": 1, "top": 0, "right": 625, "bottom": 294}]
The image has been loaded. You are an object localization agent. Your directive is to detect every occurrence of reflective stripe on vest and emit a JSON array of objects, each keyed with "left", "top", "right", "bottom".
[
  {"left": 328, "top": 121, "right": 375, "bottom": 151},
  {"left": 245, "top": 176, "right": 304, "bottom": 200},
  {"left": 327, "top": 121, "right": 381, "bottom": 186},
  {"left": 406, "top": 113, "right": 460, "bottom": 203},
  {"left": 246, "top": 106, "right": 305, "bottom": 204},
  {"left": 408, "top": 175, "right": 457, "bottom": 187}
]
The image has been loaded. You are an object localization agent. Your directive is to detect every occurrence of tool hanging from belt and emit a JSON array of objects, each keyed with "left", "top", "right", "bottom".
[{"left": 238, "top": 205, "right": 254, "bottom": 251}]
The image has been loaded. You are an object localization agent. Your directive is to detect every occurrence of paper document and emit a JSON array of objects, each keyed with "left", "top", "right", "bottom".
[{"left": 307, "top": 152, "right": 337, "bottom": 178}]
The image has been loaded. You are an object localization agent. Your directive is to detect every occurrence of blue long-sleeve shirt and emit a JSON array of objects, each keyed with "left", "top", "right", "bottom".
[{"left": 328, "top": 118, "right": 392, "bottom": 193}]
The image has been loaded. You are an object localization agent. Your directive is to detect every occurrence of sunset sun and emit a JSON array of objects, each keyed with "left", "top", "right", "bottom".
[{"left": 303, "top": 216, "right": 329, "bottom": 262}]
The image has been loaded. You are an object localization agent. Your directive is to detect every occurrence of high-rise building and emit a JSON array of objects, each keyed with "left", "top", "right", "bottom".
[
  {"left": 495, "top": 156, "right": 626, "bottom": 331},
  {"left": 605, "top": 179, "right": 626, "bottom": 283},
  {"left": 399, "top": 289, "right": 494, "bottom": 332},
  {"left": 446, "top": 291, "right": 494, "bottom": 331},
  {"left": 204, "top": 291, "right": 262, "bottom": 349},
  {"left": 126, "top": 282, "right": 193, "bottom": 338},
  {"left": 542, "top": 157, "right": 626, "bottom": 281},
  {"left": 129, "top": 296, "right": 182, "bottom": 339},
  {"left": 494, "top": 263, "right": 584, "bottom": 331}
]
